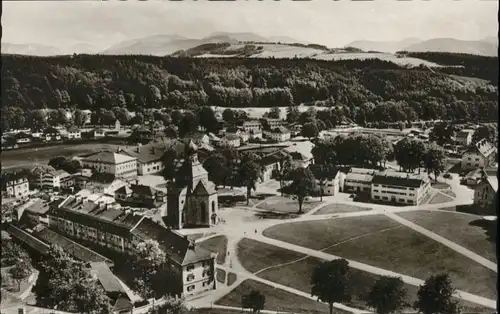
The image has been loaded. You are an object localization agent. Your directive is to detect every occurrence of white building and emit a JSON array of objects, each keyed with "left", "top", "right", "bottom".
[
  {"left": 226, "top": 128, "right": 249, "bottom": 143},
  {"left": 266, "top": 118, "right": 286, "bottom": 129},
  {"left": 81, "top": 151, "right": 138, "bottom": 182},
  {"left": 4, "top": 177, "right": 30, "bottom": 199},
  {"left": 371, "top": 171, "right": 431, "bottom": 205},
  {"left": 44, "top": 127, "right": 61, "bottom": 141},
  {"left": 344, "top": 168, "right": 377, "bottom": 194},
  {"left": 242, "top": 121, "right": 263, "bottom": 133},
  {"left": 33, "top": 169, "right": 72, "bottom": 189},
  {"left": 265, "top": 127, "right": 291, "bottom": 142},
  {"left": 461, "top": 138, "right": 496, "bottom": 171},
  {"left": 455, "top": 129, "right": 474, "bottom": 146},
  {"left": 66, "top": 126, "right": 82, "bottom": 139},
  {"left": 249, "top": 129, "right": 263, "bottom": 140},
  {"left": 219, "top": 135, "right": 241, "bottom": 148},
  {"left": 15, "top": 132, "right": 32, "bottom": 144},
  {"left": 318, "top": 169, "right": 340, "bottom": 196},
  {"left": 93, "top": 128, "right": 106, "bottom": 139},
  {"left": 284, "top": 141, "right": 315, "bottom": 168}
]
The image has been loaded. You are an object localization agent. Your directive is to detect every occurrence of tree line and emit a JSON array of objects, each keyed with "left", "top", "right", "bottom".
[{"left": 2, "top": 54, "right": 497, "bottom": 132}]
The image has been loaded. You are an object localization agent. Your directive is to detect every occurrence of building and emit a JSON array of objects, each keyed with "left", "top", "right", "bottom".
[
  {"left": 265, "top": 127, "right": 291, "bottom": 142},
  {"left": 47, "top": 196, "right": 217, "bottom": 297},
  {"left": 14, "top": 132, "right": 32, "bottom": 144},
  {"left": 115, "top": 184, "right": 166, "bottom": 208},
  {"left": 44, "top": 127, "right": 61, "bottom": 141},
  {"left": 290, "top": 124, "right": 303, "bottom": 136},
  {"left": 371, "top": 171, "right": 431, "bottom": 205},
  {"left": 242, "top": 121, "right": 262, "bottom": 133},
  {"left": 33, "top": 169, "right": 72, "bottom": 190},
  {"left": 461, "top": 139, "right": 497, "bottom": 170},
  {"left": 266, "top": 119, "right": 286, "bottom": 129},
  {"left": 259, "top": 152, "right": 283, "bottom": 182},
  {"left": 191, "top": 133, "right": 210, "bottom": 146},
  {"left": 226, "top": 128, "right": 249, "bottom": 143},
  {"left": 283, "top": 141, "right": 314, "bottom": 168},
  {"left": 93, "top": 128, "right": 106, "bottom": 139},
  {"left": 318, "top": 169, "right": 341, "bottom": 196},
  {"left": 248, "top": 129, "right": 263, "bottom": 140},
  {"left": 66, "top": 126, "right": 82, "bottom": 140},
  {"left": 81, "top": 151, "right": 138, "bottom": 182},
  {"left": 121, "top": 143, "right": 167, "bottom": 176},
  {"left": 20, "top": 199, "right": 51, "bottom": 225},
  {"left": 473, "top": 170, "right": 498, "bottom": 210},
  {"left": 167, "top": 141, "right": 219, "bottom": 229},
  {"left": 344, "top": 168, "right": 377, "bottom": 194},
  {"left": 219, "top": 134, "right": 241, "bottom": 148},
  {"left": 89, "top": 262, "right": 130, "bottom": 305},
  {"left": 4, "top": 177, "right": 30, "bottom": 199},
  {"left": 455, "top": 129, "right": 474, "bottom": 146}
]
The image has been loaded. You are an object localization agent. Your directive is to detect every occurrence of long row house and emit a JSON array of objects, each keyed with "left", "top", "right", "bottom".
[{"left": 344, "top": 168, "right": 431, "bottom": 205}]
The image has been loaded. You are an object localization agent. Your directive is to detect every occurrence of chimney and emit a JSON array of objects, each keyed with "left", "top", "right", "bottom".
[
  {"left": 188, "top": 241, "right": 195, "bottom": 250},
  {"left": 136, "top": 145, "right": 140, "bottom": 153}
]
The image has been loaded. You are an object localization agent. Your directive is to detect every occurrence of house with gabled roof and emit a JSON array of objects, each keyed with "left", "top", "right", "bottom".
[
  {"left": 81, "top": 151, "right": 138, "bottom": 182},
  {"left": 43, "top": 127, "right": 61, "bottom": 141},
  {"left": 473, "top": 168, "right": 498, "bottom": 212},
  {"left": 371, "top": 170, "right": 431, "bottom": 205},
  {"left": 66, "top": 125, "right": 81, "bottom": 139},
  {"left": 14, "top": 131, "right": 32, "bottom": 144},
  {"left": 461, "top": 138, "right": 497, "bottom": 171},
  {"left": 115, "top": 184, "right": 166, "bottom": 208}
]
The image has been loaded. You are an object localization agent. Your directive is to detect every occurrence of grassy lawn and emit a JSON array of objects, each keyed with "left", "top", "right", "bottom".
[
  {"left": 428, "top": 192, "right": 454, "bottom": 204},
  {"left": 396, "top": 211, "right": 496, "bottom": 263},
  {"left": 1, "top": 143, "right": 127, "bottom": 169},
  {"left": 227, "top": 273, "right": 237, "bottom": 286},
  {"left": 236, "top": 239, "right": 492, "bottom": 313},
  {"left": 217, "top": 269, "right": 226, "bottom": 284},
  {"left": 200, "top": 235, "right": 228, "bottom": 265},
  {"left": 263, "top": 216, "right": 497, "bottom": 299},
  {"left": 313, "top": 204, "right": 371, "bottom": 215},
  {"left": 256, "top": 196, "right": 321, "bottom": 214},
  {"left": 237, "top": 238, "right": 304, "bottom": 273},
  {"left": 263, "top": 215, "right": 400, "bottom": 251},
  {"left": 216, "top": 279, "right": 349, "bottom": 314}
]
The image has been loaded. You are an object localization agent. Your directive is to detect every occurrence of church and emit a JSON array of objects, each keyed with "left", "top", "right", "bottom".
[{"left": 166, "top": 140, "right": 219, "bottom": 229}]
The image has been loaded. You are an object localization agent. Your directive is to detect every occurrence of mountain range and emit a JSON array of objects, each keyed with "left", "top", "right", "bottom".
[
  {"left": 2, "top": 32, "right": 498, "bottom": 56},
  {"left": 347, "top": 37, "right": 498, "bottom": 56}
]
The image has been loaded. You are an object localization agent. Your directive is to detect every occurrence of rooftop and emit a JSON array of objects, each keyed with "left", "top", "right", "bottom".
[
  {"left": 130, "top": 217, "right": 214, "bottom": 266},
  {"left": 82, "top": 151, "right": 137, "bottom": 164},
  {"left": 225, "top": 134, "right": 240, "bottom": 141},
  {"left": 25, "top": 199, "right": 50, "bottom": 215},
  {"left": 90, "top": 262, "right": 127, "bottom": 294},
  {"left": 372, "top": 171, "right": 429, "bottom": 188}
]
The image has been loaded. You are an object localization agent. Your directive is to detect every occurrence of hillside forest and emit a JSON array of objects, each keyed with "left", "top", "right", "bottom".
[{"left": 1, "top": 53, "right": 498, "bottom": 131}]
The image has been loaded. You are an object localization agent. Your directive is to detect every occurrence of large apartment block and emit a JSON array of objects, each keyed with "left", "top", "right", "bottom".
[{"left": 47, "top": 195, "right": 217, "bottom": 297}]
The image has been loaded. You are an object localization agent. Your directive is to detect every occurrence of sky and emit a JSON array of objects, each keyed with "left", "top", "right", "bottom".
[{"left": 2, "top": 0, "right": 498, "bottom": 54}]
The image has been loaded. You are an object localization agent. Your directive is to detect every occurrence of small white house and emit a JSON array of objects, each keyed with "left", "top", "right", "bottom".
[
  {"left": 93, "top": 128, "right": 106, "bottom": 139},
  {"left": 44, "top": 127, "right": 61, "bottom": 141},
  {"left": 66, "top": 126, "right": 82, "bottom": 139},
  {"left": 15, "top": 132, "right": 32, "bottom": 144},
  {"left": 461, "top": 139, "right": 496, "bottom": 171},
  {"left": 265, "top": 127, "right": 291, "bottom": 142},
  {"left": 455, "top": 129, "right": 474, "bottom": 146}
]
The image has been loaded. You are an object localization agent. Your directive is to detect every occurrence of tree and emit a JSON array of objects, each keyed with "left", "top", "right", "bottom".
[
  {"left": 367, "top": 276, "right": 408, "bottom": 314},
  {"left": 203, "top": 153, "right": 230, "bottom": 187},
  {"left": 9, "top": 258, "right": 32, "bottom": 291},
  {"left": 133, "top": 240, "right": 167, "bottom": 299},
  {"left": 148, "top": 296, "right": 188, "bottom": 314},
  {"left": 222, "top": 108, "right": 236, "bottom": 123},
  {"left": 309, "top": 164, "right": 336, "bottom": 201},
  {"left": 429, "top": 123, "right": 454, "bottom": 146},
  {"left": 165, "top": 125, "right": 178, "bottom": 139},
  {"left": 30, "top": 110, "right": 48, "bottom": 130},
  {"left": 241, "top": 289, "right": 266, "bottom": 314},
  {"left": 424, "top": 143, "right": 445, "bottom": 183},
  {"left": 394, "top": 138, "right": 427, "bottom": 173},
  {"left": 472, "top": 125, "right": 495, "bottom": 144},
  {"left": 73, "top": 109, "right": 87, "bottom": 126},
  {"left": 198, "top": 106, "right": 220, "bottom": 133},
  {"left": 48, "top": 156, "right": 69, "bottom": 170},
  {"left": 34, "top": 245, "right": 112, "bottom": 313},
  {"left": 301, "top": 121, "right": 319, "bottom": 139},
  {"left": 311, "top": 259, "right": 351, "bottom": 314},
  {"left": 1, "top": 241, "right": 29, "bottom": 267},
  {"left": 178, "top": 111, "right": 199, "bottom": 137},
  {"left": 414, "top": 273, "right": 460, "bottom": 314},
  {"left": 282, "top": 167, "right": 316, "bottom": 213},
  {"left": 161, "top": 148, "right": 180, "bottom": 181},
  {"left": 238, "top": 153, "right": 262, "bottom": 205},
  {"left": 273, "top": 154, "right": 293, "bottom": 196},
  {"left": 267, "top": 106, "right": 281, "bottom": 119}
]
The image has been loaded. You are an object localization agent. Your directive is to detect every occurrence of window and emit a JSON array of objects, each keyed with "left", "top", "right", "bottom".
[
  {"left": 186, "top": 265, "right": 194, "bottom": 271},
  {"left": 374, "top": 196, "right": 380, "bottom": 200},
  {"left": 187, "top": 285, "right": 195, "bottom": 292},
  {"left": 382, "top": 196, "right": 388, "bottom": 200},
  {"left": 373, "top": 190, "right": 379, "bottom": 193}
]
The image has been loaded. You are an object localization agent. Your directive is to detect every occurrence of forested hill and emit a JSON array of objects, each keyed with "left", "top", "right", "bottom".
[{"left": 2, "top": 54, "right": 498, "bottom": 124}]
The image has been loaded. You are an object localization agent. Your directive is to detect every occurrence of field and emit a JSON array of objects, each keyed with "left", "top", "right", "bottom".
[
  {"left": 396, "top": 210, "right": 497, "bottom": 262},
  {"left": 263, "top": 216, "right": 497, "bottom": 299},
  {"left": 256, "top": 196, "right": 321, "bottom": 214},
  {"left": 199, "top": 235, "right": 228, "bottom": 265},
  {"left": 216, "top": 279, "right": 347, "bottom": 314},
  {"left": 236, "top": 238, "right": 493, "bottom": 313},
  {"left": 1, "top": 143, "right": 129, "bottom": 170},
  {"left": 313, "top": 204, "right": 371, "bottom": 215}
]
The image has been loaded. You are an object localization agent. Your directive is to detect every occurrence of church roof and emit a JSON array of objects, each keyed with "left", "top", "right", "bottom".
[{"left": 193, "top": 180, "right": 217, "bottom": 196}]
